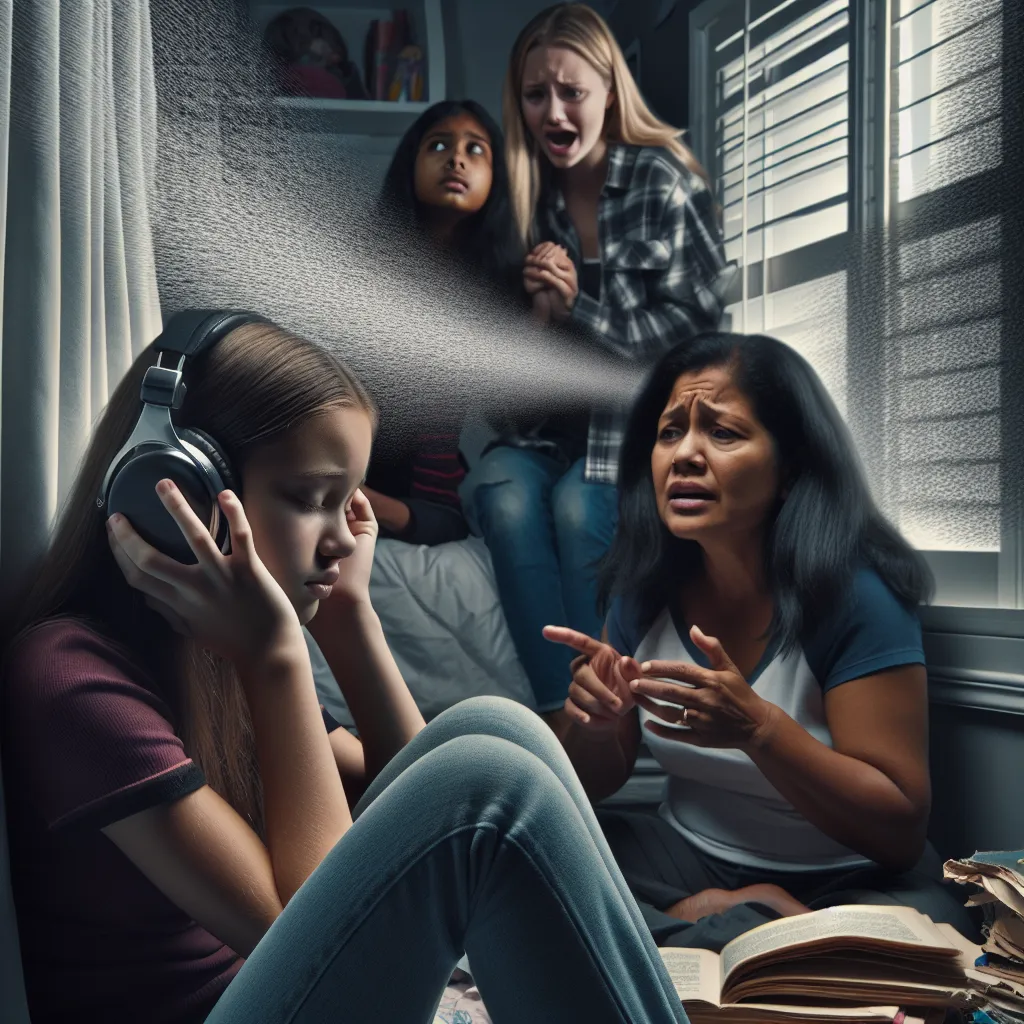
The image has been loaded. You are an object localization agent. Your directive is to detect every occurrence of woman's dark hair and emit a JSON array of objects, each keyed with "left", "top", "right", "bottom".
[
  {"left": 378, "top": 99, "right": 524, "bottom": 294},
  {"left": 598, "top": 331, "right": 934, "bottom": 654}
]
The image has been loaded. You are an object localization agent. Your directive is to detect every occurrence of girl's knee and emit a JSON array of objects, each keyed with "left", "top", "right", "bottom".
[
  {"left": 473, "top": 479, "right": 533, "bottom": 533},
  {"left": 428, "top": 733, "right": 563, "bottom": 806},
  {"left": 552, "top": 472, "right": 613, "bottom": 536},
  {"left": 430, "top": 697, "right": 570, "bottom": 765},
  {"left": 435, "top": 695, "right": 546, "bottom": 736},
  {"left": 552, "top": 476, "right": 590, "bottom": 533}
]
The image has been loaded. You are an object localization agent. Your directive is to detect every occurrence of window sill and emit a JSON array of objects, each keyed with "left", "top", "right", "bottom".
[
  {"left": 923, "top": 608, "right": 1024, "bottom": 713},
  {"left": 921, "top": 605, "right": 1024, "bottom": 639}
]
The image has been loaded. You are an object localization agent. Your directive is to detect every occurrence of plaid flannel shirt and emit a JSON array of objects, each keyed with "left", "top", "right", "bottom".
[{"left": 537, "top": 144, "right": 731, "bottom": 484}]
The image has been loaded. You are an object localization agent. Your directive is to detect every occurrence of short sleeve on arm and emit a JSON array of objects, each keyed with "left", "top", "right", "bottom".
[
  {"left": 321, "top": 704, "right": 342, "bottom": 733},
  {"left": 605, "top": 594, "right": 647, "bottom": 657},
  {"left": 803, "top": 569, "right": 925, "bottom": 694},
  {"left": 4, "top": 619, "right": 206, "bottom": 831}
]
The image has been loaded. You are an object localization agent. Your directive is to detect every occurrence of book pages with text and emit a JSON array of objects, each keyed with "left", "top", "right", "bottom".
[
  {"left": 720, "top": 906, "right": 957, "bottom": 982},
  {"left": 658, "top": 947, "right": 723, "bottom": 1006}
]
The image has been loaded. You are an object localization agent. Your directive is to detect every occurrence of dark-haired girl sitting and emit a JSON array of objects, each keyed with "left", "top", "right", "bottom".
[
  {"left": 363, "top": 99, "right": 525, "bottom": 545},
  {"left": 545, "top": 331, "right": 975, "bottom": 949}
]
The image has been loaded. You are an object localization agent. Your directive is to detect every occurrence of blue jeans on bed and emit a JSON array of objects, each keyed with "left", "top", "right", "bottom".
[
  {"left": 461, "top": 448, "right": 618, "bottom": 713},
  {"left": 205, "top": 697, "right": 688, "bottom": 1024}
]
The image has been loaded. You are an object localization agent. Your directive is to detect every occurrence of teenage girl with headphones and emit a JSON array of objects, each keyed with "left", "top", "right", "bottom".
[{"left": 0, "top": 312, "right": 687, "bottom": 1024}]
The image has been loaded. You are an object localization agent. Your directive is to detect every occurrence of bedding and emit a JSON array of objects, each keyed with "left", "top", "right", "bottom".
[{"left": 307, "top": 536, "right": 535, "bottom": 728}]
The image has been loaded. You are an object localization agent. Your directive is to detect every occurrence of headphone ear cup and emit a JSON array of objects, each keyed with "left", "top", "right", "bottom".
[
  {"left": 177, "top": 427, "right": 238, "bottom": 495},
  {"left": 105, "top": 444, "right": 216, "bottom": 566}
]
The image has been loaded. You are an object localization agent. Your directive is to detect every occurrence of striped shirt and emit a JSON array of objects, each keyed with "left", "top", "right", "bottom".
[
  {"left": 409, "top": 431, "right": 465, "bottom": 510},
  {"left": 367, "top": 431, "right": 467, "bottom": 546},
  {"left": 536, "top": 143, "right": 733, "bottom": 483}
]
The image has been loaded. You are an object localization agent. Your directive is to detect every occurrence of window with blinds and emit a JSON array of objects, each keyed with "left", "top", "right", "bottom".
[
  {"left": 701, "top": 0, "right": 852, "bottom": 411},
  {"left": 882, "top": 0, "right": 1006, "bottom": 603},
  {"left": 690, "top": 0, "right": 1016, "bottom": 608}
]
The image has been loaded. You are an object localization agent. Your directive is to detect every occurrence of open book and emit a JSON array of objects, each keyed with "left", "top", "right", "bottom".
[{"left": 658, "top": 905, "right": 983, "bottom": 1023}]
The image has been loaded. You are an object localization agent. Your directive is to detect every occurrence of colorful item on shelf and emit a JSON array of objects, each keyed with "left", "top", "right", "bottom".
[
  {"left": 388, "top": 45, "right": 425, "bottom": 102},
  {"left": 365, "top": 18, "right": 395, "bottom": 100},
  {"left": 263, "top": 7, "right": 369, "bottom": 100},
  {"left": 364, "top": 9, "right": 423, "bottom": 102}
]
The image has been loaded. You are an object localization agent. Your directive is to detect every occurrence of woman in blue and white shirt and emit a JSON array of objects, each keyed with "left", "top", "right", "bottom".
[
  {"left": 546, "top": 331, "right": 976, "bottom": 949},
  {"left": 461, "top": 3, "right": 730, "bottom": 725}
]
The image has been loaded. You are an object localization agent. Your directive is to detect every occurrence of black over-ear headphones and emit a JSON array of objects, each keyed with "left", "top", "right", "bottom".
[{"left": 97, "top": 309, "right": 269, "bottom": 565}]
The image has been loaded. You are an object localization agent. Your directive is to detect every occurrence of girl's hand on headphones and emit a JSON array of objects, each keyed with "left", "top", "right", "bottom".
[
  {"left": 320, "top": 488, "right": 378, "bottom": 612},
  {"left": 106, "top": 479, "right": 305, "bottom": 674}
]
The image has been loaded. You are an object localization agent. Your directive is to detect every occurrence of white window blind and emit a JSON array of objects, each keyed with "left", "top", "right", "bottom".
[
  {"left": 709, "top": 0, "right": 852, "bottom": 413},
  {"left": 692, "top": 0, "right": 1015, "bottom": 610},
  {"left": 884, "top": 0, "right": 1005, "bottom": 604}
]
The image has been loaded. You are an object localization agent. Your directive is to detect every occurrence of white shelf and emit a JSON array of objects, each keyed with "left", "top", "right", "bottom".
[
  {"left": 275, "top": 97, "right": 430, "bottom": 114},
  {"left": 250, "top": 0, "right": 446, "bottom": 137},
  {"left": 273, "top": 96, "right": 431, "bottom": 136}
]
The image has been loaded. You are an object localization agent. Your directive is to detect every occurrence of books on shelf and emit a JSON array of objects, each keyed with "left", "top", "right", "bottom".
[
  {"left": 364, "top": 10, "right": 424, "bottom": 103},
  {"left": 658, "top": 904, "right": 986, "bottom": 1023}
]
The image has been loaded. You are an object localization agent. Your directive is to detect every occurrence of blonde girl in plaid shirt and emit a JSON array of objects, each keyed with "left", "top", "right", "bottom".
[
  {"left": 460, "top": 3, "right": 731, "bottom": 727},
  {"left": 508, "top": 2, "right": 732, "bottom": 482}
]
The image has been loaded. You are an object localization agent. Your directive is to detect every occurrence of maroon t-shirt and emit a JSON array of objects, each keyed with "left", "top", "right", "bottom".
[{"left": 1, "top": 617, "right": 243, "bottom": 1023}]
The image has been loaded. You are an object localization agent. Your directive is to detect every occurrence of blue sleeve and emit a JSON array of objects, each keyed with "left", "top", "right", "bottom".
[
  {"left": 803, "top": 569, "right": 925, "bottom": 693},
  {"left": 605, "top": 594, "right": 647, "bottom": 657}
]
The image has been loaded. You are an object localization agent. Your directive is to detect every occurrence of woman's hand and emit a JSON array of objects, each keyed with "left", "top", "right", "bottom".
[
  {"left": 532, "top": 288, "right": 553, "bottom": 324},
  {"left": 322, "top": 488, "right": 378, "bottom": 611},
  {"left": 630, "top": 625, "right": 776, "bottom": 749},
  {"left": 543, "top": 626, "right": 642, "bottom": 735},
  {"left": 107, "top": 479, "right": 303, "bottom": 672},
  {"left": 522, "top": 242, "right": 564, "bottom": 295},
  {"left": 524, "top": 244, "right": 579, "bottom": 322}
]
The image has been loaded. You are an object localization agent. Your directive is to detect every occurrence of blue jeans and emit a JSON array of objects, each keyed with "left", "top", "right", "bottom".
[
  {"left": 461, "top": 448, "right": 618, "bottom": 712},
  {"left": 205, "top": 697, "right": 688, "bottom": 1024}
]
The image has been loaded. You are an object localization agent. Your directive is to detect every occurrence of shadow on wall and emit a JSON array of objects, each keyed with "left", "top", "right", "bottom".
[
  {"left": 928, "top": 705, "right": 1024, "bottom": 859},
  {"left": 441, "top": 0, "right": 694, "bottom": 128},
  {"left": 604, "top": 0, "right": 697, "bottom": 134},
  {"left": 442, "top": 0, "right": 561, "bottom": 121}
]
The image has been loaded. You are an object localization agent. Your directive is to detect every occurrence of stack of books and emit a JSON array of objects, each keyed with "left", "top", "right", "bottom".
[
  {"left": 659, "top": 904, "right": 985, "bottom": 1023},
  {"left": 945, "top": 851, "right": 1024, "bottom": 1022}
]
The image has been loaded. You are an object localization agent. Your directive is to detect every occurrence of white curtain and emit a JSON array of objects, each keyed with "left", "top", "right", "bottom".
[{"left": 0, "top": 0, "right": 162, "bottom": 604}]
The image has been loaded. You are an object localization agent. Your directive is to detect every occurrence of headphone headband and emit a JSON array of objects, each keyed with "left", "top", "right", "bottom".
[{"left": 155, "top": 309, "right": 271, "bottom": 361}]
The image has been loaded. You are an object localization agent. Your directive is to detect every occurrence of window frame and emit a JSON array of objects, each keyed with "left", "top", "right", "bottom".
[
  {"left": 691, "top": 0, "right": 853, "bottom": 328},
  {"left": 688, "top": 0, "right": 1024, "bottom": 669}
]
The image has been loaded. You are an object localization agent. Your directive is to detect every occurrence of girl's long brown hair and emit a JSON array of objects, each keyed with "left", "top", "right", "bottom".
[
  {"left": 503, "top": 3, "right": 711, "bottom": 246},
  {"left": 3, "top": 320, "right": 376, "bottom": 836}
]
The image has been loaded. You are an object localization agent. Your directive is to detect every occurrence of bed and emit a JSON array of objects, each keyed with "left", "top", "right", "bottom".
[{"left": 307, "top": 535, "right": 536, "bottom": 729}]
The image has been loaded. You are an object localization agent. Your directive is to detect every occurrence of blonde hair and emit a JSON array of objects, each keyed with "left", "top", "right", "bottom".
[{"left": 502, "top": 3, "right": 710, "bottom": 246}]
